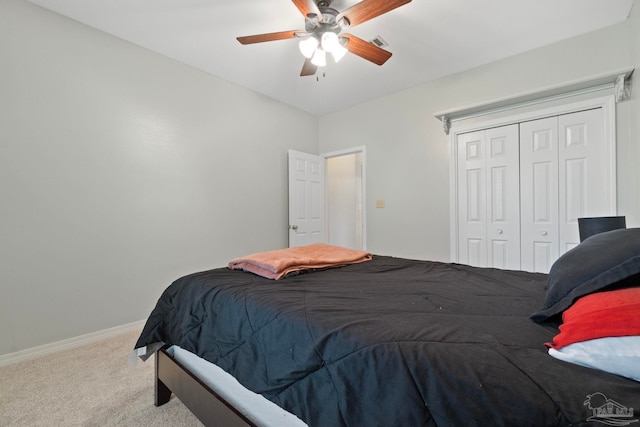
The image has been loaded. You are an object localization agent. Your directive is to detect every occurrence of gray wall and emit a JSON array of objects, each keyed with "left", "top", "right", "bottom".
[
  {"left": 0, "top": 0, "right": 318, "bottom": 355},
  {"left": 319, "top": 2, "right": 640, "bottom": 262}
]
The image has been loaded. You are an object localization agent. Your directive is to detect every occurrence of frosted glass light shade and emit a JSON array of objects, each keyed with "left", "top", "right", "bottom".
[
  {"left": 321, "top": 32, "right": 340, "bottom": 53},
  {"left": 331, "top": 44, "right": 348, "bottom": 62},
  {"left": 311, "top": 48, "right": 326, "bottom": 66},
  {"left": 299, "top": 37, "right": 318, "bottom": 59}
]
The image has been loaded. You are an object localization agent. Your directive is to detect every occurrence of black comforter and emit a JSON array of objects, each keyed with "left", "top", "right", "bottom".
[{"left": 135, "top": 256, "right": 640, "bottom": 426}]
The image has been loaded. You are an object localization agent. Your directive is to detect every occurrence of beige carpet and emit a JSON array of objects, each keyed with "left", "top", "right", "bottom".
[{"left": 0, "top": 329, "right": 203, "bottom": 426}]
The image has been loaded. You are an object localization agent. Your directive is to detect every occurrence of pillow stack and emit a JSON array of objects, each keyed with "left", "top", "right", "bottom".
[
  {"left": 547, "top": 287, "right": 640, "bottom": 381},
  {"left": 530, "top": 228, "right": 640, "bottom": 381}
]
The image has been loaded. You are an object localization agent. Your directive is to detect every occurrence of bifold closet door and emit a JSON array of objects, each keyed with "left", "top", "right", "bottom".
[
  {"left": 457, "top": 124, "right": 520, "bottom": 269},
  {"left": 520, "top": 108, "right": 610, "bottom": 272}
]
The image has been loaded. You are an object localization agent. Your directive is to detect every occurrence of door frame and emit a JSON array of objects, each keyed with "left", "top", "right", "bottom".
[
  {"left": 448, "top": 94, "right": 616, "bottom": 263},
  {"left": 323, "top": 146, "right": 367, "bottom": 250}
]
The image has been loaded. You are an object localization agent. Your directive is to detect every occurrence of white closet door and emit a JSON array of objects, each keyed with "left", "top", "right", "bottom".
[
  {"left": 520, "top": 117, "right": 559, "bottom": 273},
  {"left": 457, "top": 130, "right": 487, "bottom": 267},
  {"left": 485, "top": 125, "right": 520, "bottom": 269},
  {"left": 558, "top": 108, "right": 611, "bottom": 253},
  {"left": 452, "top": 97, "right": 616, "bottom": 273},
  {"left": 457, "top": 125, "right": 520, "bottom": 269},
  {"left": 520, "top": 108, "right": 613, "bottom": 272}
]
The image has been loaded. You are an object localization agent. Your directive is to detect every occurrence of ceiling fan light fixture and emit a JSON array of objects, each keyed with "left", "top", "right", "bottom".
[
  {"left": 311, "top": 48, "right": 327, "bottom": 67},
  {"left": 299, "top": 36, "right": 319, "bottom": 59},
  {"left": 237, "top": 0, "right": 412, "bottom": 77}
]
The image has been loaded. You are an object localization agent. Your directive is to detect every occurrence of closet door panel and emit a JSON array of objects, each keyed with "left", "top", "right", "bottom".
[
  {"left": 532, "top": 162, "right": 553, "bottom": 223},
  {"left": 485, "top": 125, "right": 520, "bottom": 270},
  {"left": 558, "top": 108, "right": 611, "bottom": 252},
  {"left": 457, "top": 131, "right": 487, "bottom": 267},
  {"left": 533, "top": 242, "right": 554, "bottom": 273},
  {"left": 520, "top": 117, "right": 559, "bottom": 273}
]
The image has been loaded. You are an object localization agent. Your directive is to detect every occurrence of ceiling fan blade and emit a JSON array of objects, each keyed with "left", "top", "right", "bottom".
[
  {"left": 300, "top": 58, "right": 317, "bottom": 76},
  {"left": 343, "top": 34, "right": 392, "bottom": 66},
  {"left": 292, "top": 0, "right": 321, "bottom": 17},
  {"left": 338, "top": 0, "right": 411, "bottom": 27},
  {"left": 237, "top": 30, "right": 299, "bottom": 45}
]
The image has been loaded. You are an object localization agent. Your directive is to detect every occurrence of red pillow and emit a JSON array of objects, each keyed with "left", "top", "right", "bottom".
[{"left": 547, "top": 287, "right": 640, "bottom": 349}]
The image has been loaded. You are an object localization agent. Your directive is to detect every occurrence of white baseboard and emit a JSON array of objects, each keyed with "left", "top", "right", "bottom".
[{"left": 0, "top": 319, "right": 147, "bottom": 368}]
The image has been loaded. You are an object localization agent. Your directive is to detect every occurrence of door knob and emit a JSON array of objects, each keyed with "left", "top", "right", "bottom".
[
  {"left": 496, "top": 229, "right": 503, "bottom": 234},
  {"left": 541, "top": 230, "right": 548, "bottom": 236},
  {"left": 290, "top": 225, "right": 298, "bottom": 230}
]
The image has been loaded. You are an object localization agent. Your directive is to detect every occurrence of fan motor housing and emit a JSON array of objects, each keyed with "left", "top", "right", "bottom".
[{"left": 305, "top": 7, "right": 349, "bottom": 34}]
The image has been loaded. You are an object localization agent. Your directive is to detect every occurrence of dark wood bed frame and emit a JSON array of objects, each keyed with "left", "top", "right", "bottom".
[{"left": 155, "top": 345, "right": 257, "bottom": 427}]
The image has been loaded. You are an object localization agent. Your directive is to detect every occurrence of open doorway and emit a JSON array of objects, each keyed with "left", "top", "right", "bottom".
[{"left": 325, "top": 147, "right": 366, "bottom": 250}]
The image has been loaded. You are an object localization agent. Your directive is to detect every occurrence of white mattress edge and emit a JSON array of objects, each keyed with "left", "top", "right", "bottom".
[{"left": 169, "top": 345, "right": 308, "bottom": 427}]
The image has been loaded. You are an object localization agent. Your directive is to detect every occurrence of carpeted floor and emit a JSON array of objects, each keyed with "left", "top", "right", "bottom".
[{"left": 0, "top": 329, "right": 203, "bottom": 426}]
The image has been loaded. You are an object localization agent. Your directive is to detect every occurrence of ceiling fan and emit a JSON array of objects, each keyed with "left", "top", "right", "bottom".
[{"left": 237, "top": 0, "right": 412, "bottom": 77}]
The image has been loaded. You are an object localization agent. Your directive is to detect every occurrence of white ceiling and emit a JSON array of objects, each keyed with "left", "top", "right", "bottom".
[{"left": 27, "top": 0, "right": 633, "bottom": 116}]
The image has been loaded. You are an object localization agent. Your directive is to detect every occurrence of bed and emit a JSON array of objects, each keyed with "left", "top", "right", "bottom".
[{"left": 135, "top": 231, "right": 640, "bottom": 426}]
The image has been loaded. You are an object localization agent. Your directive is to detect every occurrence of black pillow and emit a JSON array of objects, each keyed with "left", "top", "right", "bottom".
[{"left": 530, "top": 228, "right": 640, "bottom": 323}]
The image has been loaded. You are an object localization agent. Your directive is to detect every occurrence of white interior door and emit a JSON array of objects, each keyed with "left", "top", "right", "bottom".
[
  {"left": 520, "top": 108, "right": 613, "bottom": 272},
  {"left": 457, "top": 130, "right": 488, "bottom": 267},
  {"left": 288, "top": 150, "right": 325, "bottom": 247},
  {"left": 485, "top": 125, "right": 521, "bottom": 269},
  {"left": 520, "top": 116, "right": 560, "bottom": 273},
  {"left": 457, "top": 125, "right": 520, "bottom": 269},
  {"left": 557, "top": 108, "right": 611, "bottom": 253}
]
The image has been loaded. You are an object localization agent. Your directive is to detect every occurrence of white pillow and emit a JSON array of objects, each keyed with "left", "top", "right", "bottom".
[{"left": 548, "top": 336, "right": 640, "bottom": 382}]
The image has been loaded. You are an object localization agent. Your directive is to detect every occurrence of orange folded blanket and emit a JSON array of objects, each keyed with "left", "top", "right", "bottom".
[{"left": 228, "top": 243, "right": 372, "bottom": 280}]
